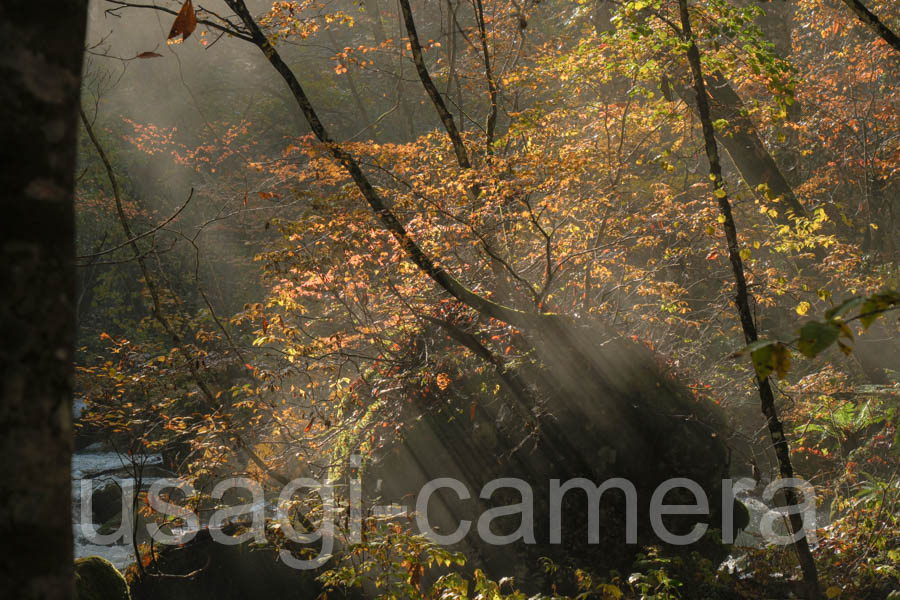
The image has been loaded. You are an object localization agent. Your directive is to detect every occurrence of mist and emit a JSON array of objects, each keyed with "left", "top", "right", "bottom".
[{"left": 58, "top": 1, "right": 900, "bottom": 599}]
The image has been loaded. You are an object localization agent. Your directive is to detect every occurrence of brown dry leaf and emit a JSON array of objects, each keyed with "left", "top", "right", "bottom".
[
  {"left": 136, "top": 51, "right": 163, "bottom": 59},
  {"left": 168, "top": 0, "right": 198, "bottom": 41}
]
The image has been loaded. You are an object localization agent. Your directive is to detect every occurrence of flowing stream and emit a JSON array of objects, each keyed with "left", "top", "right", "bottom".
[{"left": 72, "top": 400, "right": 163, "bottom": 570}]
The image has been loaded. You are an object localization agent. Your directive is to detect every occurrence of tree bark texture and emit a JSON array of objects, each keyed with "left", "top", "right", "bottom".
[{"left": 0, "top": 1, "right": 88, "bottom": 598}]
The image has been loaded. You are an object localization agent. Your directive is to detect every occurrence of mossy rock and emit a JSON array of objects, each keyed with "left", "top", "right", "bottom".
[
  {"left": 75, "top": 556, "right": 130, "bottom": 600},
  {"left": 127, "top": 527, "right": 361, "bottom": 600},
  {"left": 366, "top": 321, "right": 735, "bottom": 589}
]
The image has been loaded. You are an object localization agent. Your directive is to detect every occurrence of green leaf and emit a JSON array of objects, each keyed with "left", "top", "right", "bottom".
[
  {"left": 772, "top": 343, "right": 791, "bottom": 379},
  {"left": 745, "top": 339, "right": 776, "bottom": 353},
  {"left": 797, "top": 320, "right": 840, "bottom": 358},
  {"left": 751, "top": 343, "right": 775, "bottom": 380},
  {"left": 859, "top": 289, "right": 900, "bottom": 330},
  {"left": 859, "top": 299, "right": 880, "bottom": 329},
  {"left": 749, "top": 341, "right": 791, "bottom": 379},
  {"left": 824, "top": 297, "right": 863, "bottom": 320}
]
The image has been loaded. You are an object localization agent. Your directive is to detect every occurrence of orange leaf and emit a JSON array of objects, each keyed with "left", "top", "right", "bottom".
[
  {"left": 435, "top": 373, "right": 450, "bottom": 390},
  {"left": 168, "top": 0, "right": 198, "bottom": 41}
]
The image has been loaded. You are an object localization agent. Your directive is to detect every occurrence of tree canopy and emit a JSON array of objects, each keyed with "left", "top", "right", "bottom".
[{"left": 68, "top": 1, "right": 900, "bottom": 598}]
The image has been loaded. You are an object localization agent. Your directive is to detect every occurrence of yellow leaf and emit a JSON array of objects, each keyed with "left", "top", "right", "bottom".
[
  {"left": 714, "top": 188, "right": 727, "bottom": 199},
  {"left": 705, "top": 224, "right": 716, "bottom": 235},
  {"left": 796, "top": 301, "right": 810, "bottom": 316},
  {"left": 600, "top": 584, "right": 623, "bottom": 599},
  {"left": 436, "top": 373, "right": 451, "bottom": 390},
  {"left": 740, "top": 248, "right": 751, "bottom": 261},
  {"left": 717, "top": 214, "right": 727, "bottom": 224},
  {"left": 773, "top": 343, "right": 791, "bottom": 379},
  {"left": 826, "top": 586, "right": 841, "bottom": 599}
]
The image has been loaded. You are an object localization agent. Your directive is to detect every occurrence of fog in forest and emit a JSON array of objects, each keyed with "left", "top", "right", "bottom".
[{"left": 62, "top": 1, "right": 900, "bottom": 599}]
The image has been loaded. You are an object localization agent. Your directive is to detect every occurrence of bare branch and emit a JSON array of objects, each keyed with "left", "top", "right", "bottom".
[
  {"left": 75, "top": 191, "right": 193, "bottom": 260},
  {"left": 103, "top": 0, "right": 254, "bottom": 42},
  {"left": 398, "top": 0, "right": 472, "bottom": 168}
]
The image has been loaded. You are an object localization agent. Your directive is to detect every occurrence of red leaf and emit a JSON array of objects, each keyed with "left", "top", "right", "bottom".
[{"left": 168, "top": 0, "right": 198, "bottom": 41}]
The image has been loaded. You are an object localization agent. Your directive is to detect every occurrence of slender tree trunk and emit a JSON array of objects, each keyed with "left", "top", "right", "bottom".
[
  {"left": 322, "top": 21, "right": 374, "bottom": 134},
  {"left": 674, "top": 72, "right": 808, "bottom": 222},
  {"left": 361, "top": 0, "right": 417, "bottom": 140},
  {"left": 0, "top": 2, "right": 88, "bottom": 598},
  {"left": 591, "top": 0, "right": 808, "bottom": 224},
  {"left": 474, "top": 0, "right": 498, "bottom": 154},
  {"left": 676, "top": 1, "right": 820, "bottom": 597},
  {"left": 222, "top": 0, "right": 538, "bottom": 331},
  {"left": 398, "top": 0, "right": 472, "bottom": 167}
]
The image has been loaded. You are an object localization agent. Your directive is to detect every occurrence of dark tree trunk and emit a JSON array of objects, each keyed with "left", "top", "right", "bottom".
[
  {"left": 591, "top": 0, "right": 808, "bottom": 224},
  {"left": 0, "top": 2, "right": 88, "bottom": 599},
  {"left": 841, "top": 0, "right": 900, "bottom": 54},
  {"left": 677, "top": 1, "right": 819, "bottom": 597}
]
